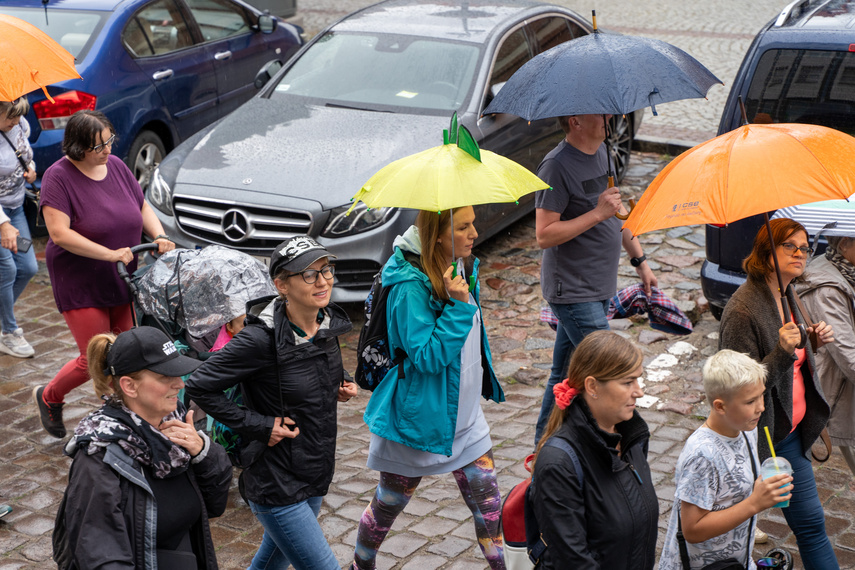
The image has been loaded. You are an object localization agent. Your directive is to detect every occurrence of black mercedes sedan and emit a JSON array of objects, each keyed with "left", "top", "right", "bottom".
[{"left": 147, "top": 0, "right": 642, "bottom": 302}]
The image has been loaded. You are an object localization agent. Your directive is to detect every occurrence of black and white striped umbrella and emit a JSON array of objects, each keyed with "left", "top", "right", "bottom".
[{"left": 772, "top": 198, "right": 855, "bottom": 240}]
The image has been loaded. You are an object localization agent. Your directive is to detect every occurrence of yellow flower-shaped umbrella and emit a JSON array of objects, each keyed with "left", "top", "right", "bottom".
[{"left": 347, "top": 113, "right": 549, "bottom": 215}]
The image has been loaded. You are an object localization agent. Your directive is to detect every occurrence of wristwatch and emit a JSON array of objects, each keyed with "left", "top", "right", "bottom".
[{"left": 630, "top": 255, "right": 647, "bottom": 267}]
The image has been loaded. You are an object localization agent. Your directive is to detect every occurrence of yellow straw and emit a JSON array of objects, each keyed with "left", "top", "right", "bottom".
[{"left": 764, "top": 426, "right": 777, "bottom": 458}]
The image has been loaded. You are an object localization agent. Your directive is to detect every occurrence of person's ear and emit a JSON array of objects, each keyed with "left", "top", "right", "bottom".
[
  {"left": 712, "top": 397, "right": 727, "bottom": 415},
  {"left": 273, "top": 277, "right": 288, "bottom": 297},
  {"left": 584, "top": 375, "right": 598, "bottom": 399},
  {"left": 119, "top": 375, "right": 138, "bottom": 399}
]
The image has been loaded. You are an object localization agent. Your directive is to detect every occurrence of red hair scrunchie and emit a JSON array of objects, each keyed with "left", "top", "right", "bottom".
[{"left": 553, "top": 379, "right": 579, "bottom": 410}]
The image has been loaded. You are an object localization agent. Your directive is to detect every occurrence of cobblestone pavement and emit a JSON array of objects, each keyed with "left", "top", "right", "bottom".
[
  {"left": 3, "top": 150, "right": 855, "bottom": 569},
  {"left": 297, "top": 0, "right": 786, "bottom": 146}
]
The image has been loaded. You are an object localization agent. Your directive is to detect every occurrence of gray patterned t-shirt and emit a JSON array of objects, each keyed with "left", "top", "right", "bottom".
[{"left": 658, "top": 427, "right": 758, "bottom": 570}]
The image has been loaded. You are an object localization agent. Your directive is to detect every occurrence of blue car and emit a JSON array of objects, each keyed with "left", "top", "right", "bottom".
[{"left": 1, "top": 0, "right": 302, "bottom": 192}]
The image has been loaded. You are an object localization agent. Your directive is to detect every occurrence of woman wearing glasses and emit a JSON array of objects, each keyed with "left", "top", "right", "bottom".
[
  {"left": 34, "top": 110, "right": 175, "bottom": 439},
  {"left": 720, "top": 217, "right": 837, "bottom": 569},
  {"left": 186, "top": 236, "right": 358, "bottom": 570}
]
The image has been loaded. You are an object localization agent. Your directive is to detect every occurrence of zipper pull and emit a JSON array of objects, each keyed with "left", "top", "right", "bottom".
[{"left": 629, "top": 464, "right": 643, "bottom": 485}]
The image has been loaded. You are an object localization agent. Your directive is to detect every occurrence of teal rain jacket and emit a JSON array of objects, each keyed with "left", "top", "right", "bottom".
[{"left": 363, "top": 227, "right": 504, "bottom": 456}]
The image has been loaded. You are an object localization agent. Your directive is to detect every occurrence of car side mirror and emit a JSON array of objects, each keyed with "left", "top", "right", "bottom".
[
  {"left": 258, "top": 13, "right": 277, "bottom": 34},
  {"left": 254, "top": 59, "right": 283, "bottom": 89}
]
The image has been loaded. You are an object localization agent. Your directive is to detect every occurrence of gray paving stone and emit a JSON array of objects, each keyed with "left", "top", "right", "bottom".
[
  {"left": 379, "top": 532, "right": 427, "bottom": 558},
  {"left": 401, "top": 554, "right": 446, "bottom": 570},
  {"left": 426, "top": 535, "right": 472, "bottom": 557}
]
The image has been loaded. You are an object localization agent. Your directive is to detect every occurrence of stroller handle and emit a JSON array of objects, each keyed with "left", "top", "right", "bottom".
[{"left": 117, "top": 243, "right": 161, "bottom": 295}]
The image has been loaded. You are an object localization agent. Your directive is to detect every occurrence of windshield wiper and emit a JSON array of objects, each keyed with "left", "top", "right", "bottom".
[{"left": 325, "top": 102, "right": 392, "bottom": 113}]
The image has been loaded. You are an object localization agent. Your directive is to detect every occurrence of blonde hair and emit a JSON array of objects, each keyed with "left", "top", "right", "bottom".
[
  {"left": 416, "top": 209, "right": 457, "bottom": 302},
  {"left": 703, "top": 349, "right": 766, "bottom": 402},
  {"left": 534, "top": 331, "right": 643, "bottom": 462},
  {"left": 0, "top": 97, "right": 29, "bottom": 120},
  {"left": 87, "top": 333, "right": 143, "bottom": 402}
]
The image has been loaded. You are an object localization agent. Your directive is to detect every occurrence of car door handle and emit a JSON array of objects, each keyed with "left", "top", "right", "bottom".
[
  {"left": 214, "top": 51, "right": 232, "bottom": 61},
  {"left": 152, "top": 69, "right": 174, "bottom": 80}
]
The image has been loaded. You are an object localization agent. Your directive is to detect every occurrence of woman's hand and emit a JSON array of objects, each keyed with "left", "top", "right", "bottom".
[
  {"left": 160, "top": 410, "right": 204, "bottom": 457},
  {"left": 23, "top": 168, "right": 37, "bottom": 184},
  {"left": 338, "top": 381, "right": 358, "bottom": 402},
  {"left": 778, "top": 321, "right": 803, "bottom": 354},
  {"left": 810, "top": 320, "right": 834, "bottom": 345},
  {"left": 0, "top": 222, "right": 19, "bottom": 252},
  {"left": 109, "top": 247, "right": 134, "bottom": 265},
  {"left": 268, "top": 416, "right": 299, "bottom": 447},
  {"left": 153, "top": 237, "right": 175, "bottom": 254},
  {"left": 443, "top": 265, "right": 469, "bottom": 303}
]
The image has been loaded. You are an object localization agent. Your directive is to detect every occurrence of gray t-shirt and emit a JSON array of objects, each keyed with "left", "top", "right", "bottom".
[
  {"left": 658, "top": 427, "right": 759, "bottom": 570},
  {"left": 535, "top": 140, "right": 621, "bottom": 304}
]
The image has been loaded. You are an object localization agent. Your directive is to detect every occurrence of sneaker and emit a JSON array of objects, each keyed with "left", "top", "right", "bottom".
[
  {"left": 33, "top": 386, "right": 66, "bottom": 438},
  {"left": 755, "top": 528, "right": 769, "bottom": 544},
  {"left": 0, "top": 328, "right": 34, "bottom": 358},
  {"left": 0, "top": 505, "right": 11, "bottom": 519}
]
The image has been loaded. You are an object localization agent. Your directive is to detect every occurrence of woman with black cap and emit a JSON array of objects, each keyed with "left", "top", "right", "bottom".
[
  {"left": 57, "top": 326, "right": 232, "bottom": 569},
  {"left": 186, "top": 235, "right": 358, "bottom": 570}
]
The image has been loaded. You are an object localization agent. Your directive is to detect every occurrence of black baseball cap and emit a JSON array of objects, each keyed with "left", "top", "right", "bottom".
[
  {"left": 269, "top": 236, "right": 336, "bottom": 278},
  {"left": 104, "top": 327, "right": 201, "bottom": 377}
]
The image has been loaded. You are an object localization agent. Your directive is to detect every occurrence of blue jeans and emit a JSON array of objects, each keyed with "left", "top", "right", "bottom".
[
  {"left": 777, "top": 427, "right": 839, "bottom": 570},
  {"left": 534, "top": 300, "right": 609, "bottom": 445},
  {"left": 0, "top": 205, "right": 38, "bottom": 333},
  {"left": 248, "top": 496, "right": 339, "bottom": 570}
]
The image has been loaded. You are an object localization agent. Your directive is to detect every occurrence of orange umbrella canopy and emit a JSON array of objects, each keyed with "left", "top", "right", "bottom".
[
  {"left": 0, "top": 14, "right": 81, "bottom": 103},
  {"left": 623, "top": 123, "right": 855, "bottom": 236}
]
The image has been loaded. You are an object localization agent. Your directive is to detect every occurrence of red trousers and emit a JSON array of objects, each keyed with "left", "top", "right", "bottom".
[{"left": 43, "top": 305, "right": 133, "bottom": 404}]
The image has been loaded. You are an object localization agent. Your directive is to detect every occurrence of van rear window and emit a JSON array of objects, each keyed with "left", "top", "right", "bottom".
[{"left": 744, "top": 49, "right": 855, "bottom": 135}]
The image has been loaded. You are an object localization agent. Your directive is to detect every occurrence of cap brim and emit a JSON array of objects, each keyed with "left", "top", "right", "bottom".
[
  {"left": 290, "top": 251, "right": 337, "bottom": 272},
  {"left": 147, "top": 354, "right": 202, "bottom": 377}
]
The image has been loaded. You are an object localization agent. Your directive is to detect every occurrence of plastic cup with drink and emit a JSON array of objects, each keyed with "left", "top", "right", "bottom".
[{"left": 762, "top": 426, "right": 793, "bottom": 508}]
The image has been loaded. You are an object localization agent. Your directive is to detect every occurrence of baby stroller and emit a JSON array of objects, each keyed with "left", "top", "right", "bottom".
[{"left": 117, "top": 243, "right": 276, "bottom": 359}]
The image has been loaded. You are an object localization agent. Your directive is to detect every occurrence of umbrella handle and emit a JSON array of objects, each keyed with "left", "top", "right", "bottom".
[{"left": 615, "top": 198, "right": 637, "bottom": 221}]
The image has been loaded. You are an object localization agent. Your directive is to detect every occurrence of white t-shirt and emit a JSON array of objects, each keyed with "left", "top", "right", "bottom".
[{"left": 658, "top": 427, "right": 759, "bottom": 570}]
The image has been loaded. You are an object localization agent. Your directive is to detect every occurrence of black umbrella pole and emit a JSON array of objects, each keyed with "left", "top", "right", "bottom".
[
  {"left": 603, "top": 115, "right": 614, "bottom": 188},
  {"left": 764, "top": 212, "right": 791, "bottom": 325}
]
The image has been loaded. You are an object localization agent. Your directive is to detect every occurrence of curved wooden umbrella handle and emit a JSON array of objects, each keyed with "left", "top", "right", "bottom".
[{"left": 615, "top": 198, "right": 636, "bottom": 220}]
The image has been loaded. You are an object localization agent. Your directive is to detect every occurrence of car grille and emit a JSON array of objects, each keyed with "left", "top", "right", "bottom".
[
  {"left": 173, "top": 196, "right": 313, "bottom": 250},
  {"left": 331, "top": 259, "right": 380, "bottom": 290}
]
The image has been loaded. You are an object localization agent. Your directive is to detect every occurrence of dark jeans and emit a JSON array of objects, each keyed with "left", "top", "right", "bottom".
[
  {"left": 778, "top": 427, "right": 839, "bottom": 570},
  {"left": 534, "top": 299, "right": 609, "bottom": 446}
]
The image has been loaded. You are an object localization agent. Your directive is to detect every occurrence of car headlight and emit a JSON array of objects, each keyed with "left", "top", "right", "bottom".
[
  {"left": 147, "top": 167, "right": 174, "bottom": 216},
  {"left": 321, "top": 203, "right": 396, "bottom": 237}
]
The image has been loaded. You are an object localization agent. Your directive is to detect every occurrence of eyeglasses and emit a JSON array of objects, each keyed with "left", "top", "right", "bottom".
[
  {"left": 287, "top": 264, "right": 335, "bottom": 284},
  {"left": 780, "top": 242, "right": 813, "bottom": 257},
  {"left": 90, "top": 134, "right": 116, "bottom": 153}
]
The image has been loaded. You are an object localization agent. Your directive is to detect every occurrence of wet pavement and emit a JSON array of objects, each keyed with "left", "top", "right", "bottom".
[{"left": 2, "top": 149, "right": 855, "bottom": 569}]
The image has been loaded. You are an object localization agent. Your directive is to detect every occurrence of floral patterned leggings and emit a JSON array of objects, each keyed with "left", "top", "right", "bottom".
[{"left": 353, "top": 450, "right": 505, "bottom": 569}]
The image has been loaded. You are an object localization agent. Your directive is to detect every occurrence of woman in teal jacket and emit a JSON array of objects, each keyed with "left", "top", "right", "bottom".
[{"left": 353, "top": 206, "right": 505, "bottom": 570}]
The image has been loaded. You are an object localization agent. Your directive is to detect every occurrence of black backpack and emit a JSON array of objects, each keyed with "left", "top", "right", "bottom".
[{"left": 354, "top": 270, "right": 408, "bottom": 392}]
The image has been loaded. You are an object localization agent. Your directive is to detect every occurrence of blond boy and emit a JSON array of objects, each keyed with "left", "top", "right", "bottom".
[{"left": 658, "top": 350, "right": 793, "bottom": 569}]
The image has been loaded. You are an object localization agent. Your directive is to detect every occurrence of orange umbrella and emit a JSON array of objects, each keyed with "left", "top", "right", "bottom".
[
  {"left": 623, "top": 122, "right": 855, "bottom": 332},
  {"left": 622, "top": 123, "right": 855, "bottom": 237},
  {"left": 0, "top": 14, "right": 82, "bottom": 103}
]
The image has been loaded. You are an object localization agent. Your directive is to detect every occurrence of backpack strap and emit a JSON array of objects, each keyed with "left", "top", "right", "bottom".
[{"left": 528, "top": 437, "right": 584, "bottom": 566}]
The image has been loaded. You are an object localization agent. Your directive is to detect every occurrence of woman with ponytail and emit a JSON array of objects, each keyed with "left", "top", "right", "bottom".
[
  {"left": 57, "top": 326, "right": 232, "bottom": 569},
  {"left": 529, "top": 330, "right": 658, "bottom": 569},
  {"left": 353, "top": 206, "right": 505, "bottom": 569}
]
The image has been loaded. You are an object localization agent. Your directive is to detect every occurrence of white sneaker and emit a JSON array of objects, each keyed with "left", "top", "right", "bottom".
[
  {"left": 754, "top": 528, "right": 769, "bottom": 544},
  {"left": 0, "top": 328, "right": 34, "bottom": 358}
]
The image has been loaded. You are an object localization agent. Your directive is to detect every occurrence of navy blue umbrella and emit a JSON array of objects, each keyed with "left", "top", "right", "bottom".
[{"left": 483, "top": 23, "right": 722, "bottom": 120}]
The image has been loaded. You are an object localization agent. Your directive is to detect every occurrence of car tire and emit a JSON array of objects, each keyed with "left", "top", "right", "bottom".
[
  {"left": 608, "top": 113, "right": 633, "bottom": 183},
  {"left": 127, "top": 130, "right": 165, "bottom": 189}
]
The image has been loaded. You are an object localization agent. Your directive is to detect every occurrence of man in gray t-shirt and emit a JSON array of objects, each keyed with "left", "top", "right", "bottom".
[{"left": 533, "top": 113, "right": 657, "bottom": 444}]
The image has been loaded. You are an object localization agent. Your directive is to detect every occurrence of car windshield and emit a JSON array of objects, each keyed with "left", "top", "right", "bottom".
[
  {"left": 744, "top": 49, "right": 855, "bottom": 135},
  {"left": 271, "top": 31, "right": 481, "bottom": 113},
  {"left": 3, "top": 7, "right": 105, "bottom": 60}
]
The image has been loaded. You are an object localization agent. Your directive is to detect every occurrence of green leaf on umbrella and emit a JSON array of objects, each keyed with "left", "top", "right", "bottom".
[{"left": 457, "top": 125, "right": 481, "bottom": 163}]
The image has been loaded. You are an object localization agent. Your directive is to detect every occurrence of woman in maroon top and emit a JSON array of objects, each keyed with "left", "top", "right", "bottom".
[{"left": 33, "top": 110, "right": 175, "bottom": 439}]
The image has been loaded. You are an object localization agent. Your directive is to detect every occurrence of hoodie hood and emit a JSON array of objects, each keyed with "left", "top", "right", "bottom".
[
  {"left": 383, "top": 226, "right": 429, "bottom": 289},
  {"left": 801, "top": 256, "right": 855, "bottom": 297}
]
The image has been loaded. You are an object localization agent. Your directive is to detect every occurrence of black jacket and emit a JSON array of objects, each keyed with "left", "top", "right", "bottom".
[
  {"left": 63, "top": 439, "right": 231, "bottom": 569},
  {"left": 185, "top": 295, "right": 352, "bottom": 506},
  {"left": 530, "top": 399, "right": 659, "bottom": 569},
  {"left": 720, "top": 276, "right": 830, "bottom": 461}
]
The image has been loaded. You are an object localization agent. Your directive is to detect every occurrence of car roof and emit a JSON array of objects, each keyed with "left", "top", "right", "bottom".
[
  {"left": 770, "top": 0, "right": 855, "bottom": 31},
  {"left": 329, "top": 0, "right": 580, "bottom": 44},
  {"left": 1, "top": 0, "right": 130, "bottom": 12}
]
